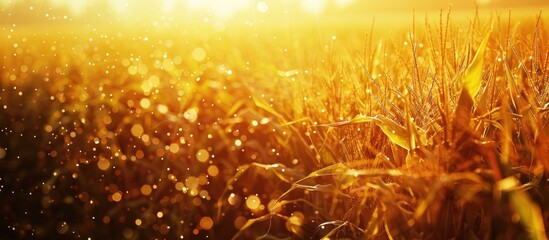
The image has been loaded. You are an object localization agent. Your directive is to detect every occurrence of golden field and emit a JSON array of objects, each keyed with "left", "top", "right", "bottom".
[{"left": 1, "top": 1, "right": 549, "bottom": 239}]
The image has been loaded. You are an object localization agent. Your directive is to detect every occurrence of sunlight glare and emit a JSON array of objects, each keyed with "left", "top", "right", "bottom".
[
  {"left": 186, "top": 0, "right": 252, "bottom": 19},
  {"left": 301, "top": 0, "right": 328, "bottom": 15},
  {"left": 49, "top": 0, "right": 86, "bottom": 14},
  {"left": 256, "top": 1, "right": 269, "bottom": 13},
  {"left": 108, "top": 0, "right": 130, "bottom": 14},
  {"left": 162, "top": 0, "right": 177, "bottom": 13},
  {"left": 66, "top": 0, "right": 87, "bottom": 14},
  {"left": 0, "top": 0, "right": 13, "bottom": 7}
]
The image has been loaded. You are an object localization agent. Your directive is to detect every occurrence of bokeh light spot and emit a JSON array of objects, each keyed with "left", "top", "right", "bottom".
[
  {"left": 192, "top": 48, "right": 206, "bottom": 62},
  {"left": 199, "top": 216, "right": 214, "bottom": 230},
  {"left": 245, "top": 195, "right": 261, "bottom": 210},
  {"left": 131, "top": 124, "right": 144, "bottom": 137},
  {"left": 97, "top": 157, "right": 111, "bottom": 171},
  {"left": 196, "top": 149, "right": 209, "bottom": 162}
]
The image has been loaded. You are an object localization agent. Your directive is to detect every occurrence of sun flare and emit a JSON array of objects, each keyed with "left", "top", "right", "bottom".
[{"left": 1, "top": 0, "right": 359, "bottom": 20}]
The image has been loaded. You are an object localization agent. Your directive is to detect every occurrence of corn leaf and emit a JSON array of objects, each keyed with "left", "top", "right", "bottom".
[
  {"left": 503, "top": 58, "right": 519, "bottom": 110},
  {"left": 231, "top": 213, "right": 288, "bottom": 240},
  {"left": 280, "top": 117, "right": 311, "bottom": 126},
  {"left": 305, "top": 162, "right": 349, "bottom": 178},
  {"left": 252, "top": 95, "right": 285, "bottom": 120},
  {"left": 225, "top": 99, "right": 246, "bottom": 117},
  {"left": 509, "top": 191, "right": 547, "bottom": 240},
  {"left": 463, "top": 31, "right": 491, "bottom": 101},
  {"left": 373, "top": 115, "right": 411, "bottom": 150},
  {"left": 497, "top": 177, "right": 547, "bottom": 240},
  {"left": 216, "top": 163, "right": 302, "bottom": 221},
  {"left": 321, "top": 221, "right": 365, "bottom": 239},
  {"left": 319, "top": 115, "right": 413, "bottom": 150}
]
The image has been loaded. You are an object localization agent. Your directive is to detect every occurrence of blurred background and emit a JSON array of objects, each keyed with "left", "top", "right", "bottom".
[{"left": 0, "top": 0, "right": 547, "bottom": 25}]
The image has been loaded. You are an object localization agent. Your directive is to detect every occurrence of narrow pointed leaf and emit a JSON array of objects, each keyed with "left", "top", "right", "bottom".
[
  {"left": 319, "top": 115, "right": 411, "bottom": 150},
  {"left": 497, "top": 177, "right": 547, "bottom": 240},
  {"left": 252, "top": 95, "right": 285, "bottom": 120},
  {"left": 463, "top": 31, "right": 491, "bottom": 101}
]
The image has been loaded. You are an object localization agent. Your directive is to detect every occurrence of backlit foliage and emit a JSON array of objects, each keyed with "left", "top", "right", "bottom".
[{"left": 1, "top": 2, "right": 548, "bottom": 239}]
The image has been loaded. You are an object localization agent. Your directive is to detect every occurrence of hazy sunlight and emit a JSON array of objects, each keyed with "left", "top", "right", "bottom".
[{"left": 1, "top": 0, "right": 548, "bottom": 239}]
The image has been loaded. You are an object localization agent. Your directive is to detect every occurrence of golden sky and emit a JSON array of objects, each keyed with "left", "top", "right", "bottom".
[{"left": 0, "top": 0, "right": 547, "bottom": 25}]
